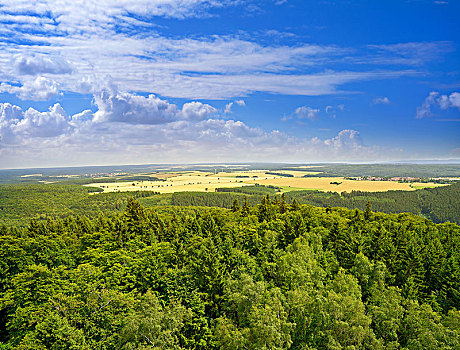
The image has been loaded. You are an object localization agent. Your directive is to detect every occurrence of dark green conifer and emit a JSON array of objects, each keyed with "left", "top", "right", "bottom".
[{"left": 231, "top": 198, "right": 240, "bottom": 212}]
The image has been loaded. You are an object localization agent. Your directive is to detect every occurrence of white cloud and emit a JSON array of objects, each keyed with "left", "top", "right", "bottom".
[
  {"left": 0, "top": 102, "right": 22, "bottom": 122},
  {"left": 447, "top": 92, "right": 460, "bottom": 108},
  {"left": 437, "top": 94, "right": 450, "bottom": 109},
  {"left": 324, "top": 129, "right": 362, "bottom": 152},
  {"left": 92, "top": 88, "right": 180, "bottom": 124},
  {"left": 416, "top": 91, "right": 439, "bottom": 119},
  {"left": 0, "top": 0, "right": 429, "bottom": 100},
  {"left": 224, "top": 102, "right": 233, "bottom": 114},
  {"left": 0, "top": 77, "right": 61, "bottom": 101},
  {"left": 325, "top": 104, "right": 344, "bottom": 117},
  {"left": 71, "top": 109, "right": 94, "bottom": 123},
  {"left": 0, "top": 102, "right": 72, "bottom": 144},
  {"left": 166, "top": 70, "right": 415, "bottom": 99},
  {"left": 86, "top": 84, "right": 219, "bottom": 124},
  {"left": 18, "top": 104, "right": 72, "bottom": 137},
  {"left": 416, "top": 91, "right": 460, "bottom": 118},
  {"left": 13, "top": 54, "right": 73, "bottom": 75},
  {"left": 366, "top": 41, "right": 454, "bottom": 66},
  {"left": 0, "top": 102, "right": 23, "bottom": 144},
  {"left": 181, "top": 101, "right": 217, "bottom": 120},
  {"left": 373, "top": 96, "right": 390, "bottom": 105},
  {"left": 0, "top": 97, "right": 397, "bottom": 168},
  {"left": 295, "top": 106, "right": 320, "bottom": 120},
  {"left": 0, "top": 0, "right": 244, "bottom": 22},
  {"left": 224, "top": 99, "right": 246, "bottom": 114}
]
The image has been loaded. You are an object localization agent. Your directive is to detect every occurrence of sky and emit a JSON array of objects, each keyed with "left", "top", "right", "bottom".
[{"left": 0, "top": 0, "right": 459, "bottom": 169}]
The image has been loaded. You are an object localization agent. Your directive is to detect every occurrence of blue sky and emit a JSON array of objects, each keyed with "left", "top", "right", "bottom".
[{"left": 0, "top": 0, "right": 459, "bottom": 168}]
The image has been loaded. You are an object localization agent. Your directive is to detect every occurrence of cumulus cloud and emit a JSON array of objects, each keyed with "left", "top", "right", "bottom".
[
  {"left": 92, "top": 89, "right": 180, "bottom": 124},
  {"left": 324, "top": 129, "right": 362, "bottom": 152},
  {"left": 0, "top": 77, "right": 61, "bottom": 101},
  {"left": 373, "top": 96, "right": 390, "bottom": 105},
  {"left": 295, "top": 106, "right": 320, "bottom": 120},
  {"left": 416, "top": 91, "right": 460, "bottom": 118},
  {"left": 0, "top": 103, "right": 22, "bottom": 122},
  {"left": 18, "top": 104, "right": 72, "bottom": 137},
  {"left": 13, "top": 54, "right": 73, "bottom": 75},
  {"left": 0, "top": 102, "right": 72, "bottom": 144},
  {"left": 87, "top": 84, "right": 218, "bottom": 124},
  {"left": 0, "top": 97, "right": 395, "bottom": 168},
  {"left": 181, "top": 101, "right": 217, "bottom": 120}
]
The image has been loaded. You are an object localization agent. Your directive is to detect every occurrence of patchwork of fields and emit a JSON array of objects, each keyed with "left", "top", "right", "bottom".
[{"left": 85, "top": 170, "right": 448, "bottom": 194}]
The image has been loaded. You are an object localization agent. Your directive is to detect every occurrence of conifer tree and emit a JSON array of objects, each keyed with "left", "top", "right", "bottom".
[
  {"left": 364, "top": 201, "right": 372, "bottom": 220},
  {"left": 231, "top": 199, "right": 241, "bottom": 213},
  {"left": 242, "top": 196, "right": 250, "bottom": 216}
]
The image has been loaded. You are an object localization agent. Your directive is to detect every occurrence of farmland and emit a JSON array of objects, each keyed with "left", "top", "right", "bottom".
[
  {"left": 84, "top": 169, "right": 448, "bottom": 194},
  {"left": 255, "top": 177, "right": 447, "bottom": 192},
  {"left": 84, "top": 170, "right": 276, "bottom": 194}
]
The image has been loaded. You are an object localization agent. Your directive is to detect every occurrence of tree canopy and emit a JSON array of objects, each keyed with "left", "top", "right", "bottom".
[{"left": 0, "top": 197, "right": 459, "bottom": 349}]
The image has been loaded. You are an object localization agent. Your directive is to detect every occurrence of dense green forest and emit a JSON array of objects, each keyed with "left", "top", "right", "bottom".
[
  {"left": 172, "top": 183, "right": 460, "bottom": 224},
  {"left": 1, "top": 182, "right": 459, "bottom": 226},
  {"left": 284, "top": 183, "right": 460, "bottom": 224},
  {"left": 0, "top": 184, "right": 167, "bottom": 226},
  {"left": 0, "top": 198, "right": 459, "bottom": 349}
]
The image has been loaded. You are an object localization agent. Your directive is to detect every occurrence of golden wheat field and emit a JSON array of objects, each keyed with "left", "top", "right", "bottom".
[
  {"left": 85, "top": 170, "right": 449, "bottom": 194},
  {"left": 255, "top": 177, "right": 419, "bottom": 193},
  {"left": 85, "top": 171, "right": 261, "bottom": 194}
]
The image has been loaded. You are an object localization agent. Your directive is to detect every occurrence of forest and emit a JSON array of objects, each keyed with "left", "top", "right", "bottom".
[
  {"left": 0, "top": 197, "right": 459, "bottom": 349},
  {"left": 173, "top": 183, "right": 460, "bottom": 224},
  {"left": 1, "top": 182, "right": 459, "bottom": 227}
]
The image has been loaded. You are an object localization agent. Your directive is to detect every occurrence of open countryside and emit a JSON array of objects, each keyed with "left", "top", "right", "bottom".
[
  {"left": 1, "top": 0, "right": 460, "bottom": 348},
  {"left": 84, "top": 170, "right": 448, "bottom": 194}
]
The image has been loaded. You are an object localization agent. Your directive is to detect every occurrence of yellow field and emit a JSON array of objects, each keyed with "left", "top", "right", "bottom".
[
  {"left": 85, "top": 171, "right": 262, "bottom": 194},
  {"left": 86, "top": 170, "right": 450, "bottom": 194},
  {"left": 255, "top": 177, "right": 420, "bottom": 193}
]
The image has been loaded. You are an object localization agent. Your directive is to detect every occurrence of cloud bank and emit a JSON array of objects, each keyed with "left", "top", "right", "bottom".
[{"left": 0, "top": 88, "right": 394, "bottom": 168}]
